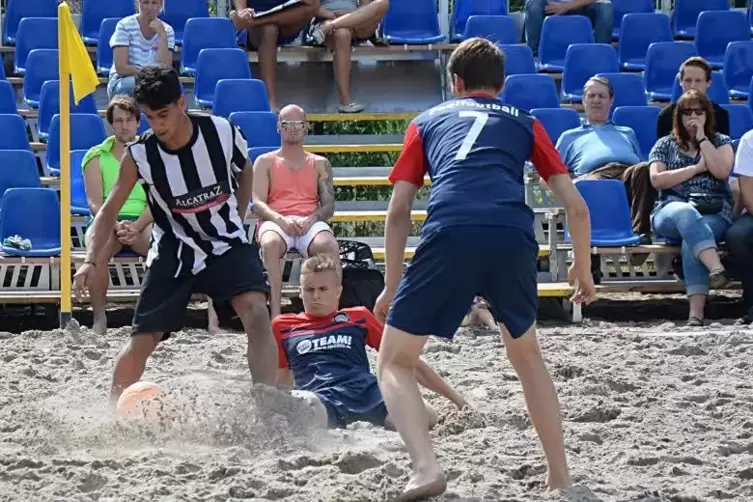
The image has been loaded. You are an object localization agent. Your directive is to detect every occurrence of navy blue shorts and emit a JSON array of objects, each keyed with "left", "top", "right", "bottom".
[
  {"left": 387, "top": 226, "right": 539, "bottom": 339},
  {"left": 314, "top": 375, "right": 388, "bottom": 429}
]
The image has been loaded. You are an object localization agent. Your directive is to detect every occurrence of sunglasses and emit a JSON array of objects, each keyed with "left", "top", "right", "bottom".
[
  {"left": 279, "top": 120, "right": 308, "bottom": 130},
  {"left": 680, "top": 108, "right": 705, "bottom": 117}
]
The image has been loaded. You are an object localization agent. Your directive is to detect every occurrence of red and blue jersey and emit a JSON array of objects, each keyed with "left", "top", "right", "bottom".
[
  {"left": 273, "top": 307, "right": 383, "bottom": 392},
  {"left": 389, "top": 93, "right": 569, "bottom": 234}
]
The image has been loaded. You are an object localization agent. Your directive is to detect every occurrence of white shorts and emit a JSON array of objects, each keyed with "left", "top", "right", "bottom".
[{"left": 257, "top": 219, "right": 333, "bottom": 257}]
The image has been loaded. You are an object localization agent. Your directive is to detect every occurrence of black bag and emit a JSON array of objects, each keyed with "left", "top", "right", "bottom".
[
  {"left": 688, "top": 193, "right": 724, "bottom": 215},
  {"left": 338, "top": 240, "right": 385, "bottom": 311}
]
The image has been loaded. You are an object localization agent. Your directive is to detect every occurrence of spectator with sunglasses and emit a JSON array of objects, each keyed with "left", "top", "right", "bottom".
[
  {"left": 252, "top": 105, "right": 340, "bottom": 318},
  {"left": 649, "top": 90, "right": 735, "bottom": 326}
]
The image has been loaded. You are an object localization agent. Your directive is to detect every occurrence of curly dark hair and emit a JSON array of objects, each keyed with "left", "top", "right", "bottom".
[{"left": 133, "top": 66, "right": 182, "bottom": 111}]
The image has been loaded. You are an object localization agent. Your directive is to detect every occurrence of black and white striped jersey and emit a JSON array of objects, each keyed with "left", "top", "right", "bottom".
[{"left": 128, "top": 113, "right": 250, "bottom": 277}]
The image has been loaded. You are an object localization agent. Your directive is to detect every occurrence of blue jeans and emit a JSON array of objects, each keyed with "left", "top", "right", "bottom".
[
  {"left": 652, "top": 201, "right": 730, "bottom": 296},
  {"left": 524, "top": 0, "right": 614, "bottom": 54},
  {"left": 107, "top": 76, "right": 136, "bottom": 99},
  {"left": 726, "top": 214, "right": 753, "bottom": 308}
]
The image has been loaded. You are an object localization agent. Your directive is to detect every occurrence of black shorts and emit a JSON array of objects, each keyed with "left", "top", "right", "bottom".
[{"left": 131, "top": 244, "right": 270, "bottom": 340}]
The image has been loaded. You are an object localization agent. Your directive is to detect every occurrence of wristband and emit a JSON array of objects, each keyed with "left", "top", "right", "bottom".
[
  {"left": 699, "top": 137, "right": 709, "bottom": 144},
  {"left": 83, "top": 260, "right": 96, "bottom": 267}
]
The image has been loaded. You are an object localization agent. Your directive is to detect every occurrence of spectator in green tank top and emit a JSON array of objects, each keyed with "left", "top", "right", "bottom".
[{"left": 82, "top": 95, "right": 153, "bottom": 335}]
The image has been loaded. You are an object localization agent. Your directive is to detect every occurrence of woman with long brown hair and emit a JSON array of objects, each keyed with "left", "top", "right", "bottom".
[{"left": 648, "top": 89, "right": 735, "bottom": 326}]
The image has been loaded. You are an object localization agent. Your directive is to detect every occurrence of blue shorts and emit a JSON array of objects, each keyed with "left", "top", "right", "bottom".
[
  {"left": 314, "top": 375, "right": 388, "bottom": 429},
  {"left": 387, "top": 225, "right": 539, "bottom": 339}
]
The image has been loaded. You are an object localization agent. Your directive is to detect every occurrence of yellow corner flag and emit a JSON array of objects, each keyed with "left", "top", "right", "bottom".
[{"left": 58, "top": 2, "right": 99, "bottom": 327}]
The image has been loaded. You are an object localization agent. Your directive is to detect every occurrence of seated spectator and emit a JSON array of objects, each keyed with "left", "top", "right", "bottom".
[
  {"left": 524, "top": 0, "right": 613, "bottom": 56},
  {"left": 556, "top": 76, "right": 655, "bottom": 243},
  {"left": 307, "top": 0, "right": 389, "bottom": 113},
  {"left": 232, "top": 0, "right": 320, "bottom": 112},
  {"left": 649, "top": 90, "right": 735, "bottom": 326},
  {"left": 274, "top": 254, "right": 468, "bottom": 428},
  {"left": 252, "top": 105, "right": 340, "bottom": 318},
  {"left": 108, "top": 0, "right": 175, "bottom": 99},
  {"left": 82, "top": 96, "right": 153, "bottom": 335},
  {"left": 726, "top": 130, "right": 753, "bottom": 324},
  {"left": 657, "top": 57, "right": 730, "bottom": 139}
]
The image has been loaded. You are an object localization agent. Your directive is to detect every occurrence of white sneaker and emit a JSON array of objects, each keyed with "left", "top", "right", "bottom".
[{"left": 338, "top": 102, "right": 365, "bottom": 113}]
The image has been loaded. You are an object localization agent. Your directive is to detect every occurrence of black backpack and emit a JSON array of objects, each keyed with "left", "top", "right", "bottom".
[{"left": 337, "top": 240, "right": 385, "bottom": 311}]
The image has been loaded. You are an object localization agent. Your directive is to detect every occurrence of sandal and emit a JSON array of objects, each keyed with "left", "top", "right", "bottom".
[
  {"left": 708, "top": 268, "right": 729, "bottom": 290},
  {"left": 686, "top": 316, "right": 705, "bottom": 327}
]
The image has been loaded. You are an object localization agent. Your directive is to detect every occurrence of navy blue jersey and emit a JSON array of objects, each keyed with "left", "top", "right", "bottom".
[{"left": 389, "top": 94, "right": 568, "bottom": 234}]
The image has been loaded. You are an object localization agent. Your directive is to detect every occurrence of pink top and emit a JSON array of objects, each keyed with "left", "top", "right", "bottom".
[{"left": 266, "top": 152, "right": 319, "bottom": 217}]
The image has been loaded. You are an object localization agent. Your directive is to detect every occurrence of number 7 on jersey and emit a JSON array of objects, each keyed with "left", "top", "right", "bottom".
[{"left": 454, "top": 111, "right": 489, "bottom": 161}]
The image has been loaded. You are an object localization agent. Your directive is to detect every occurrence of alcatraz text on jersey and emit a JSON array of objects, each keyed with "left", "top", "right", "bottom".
[
  {"left": 172, "top": 182, "right": 230, "bottom": 214},
  {"left": 429, "top": 99, "right": 520, "bottom": 117}
]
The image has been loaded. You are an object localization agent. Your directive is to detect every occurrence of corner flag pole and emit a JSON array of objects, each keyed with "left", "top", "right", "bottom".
[{"left": 58, "top": 2, "right": 99, "bottom": 328}]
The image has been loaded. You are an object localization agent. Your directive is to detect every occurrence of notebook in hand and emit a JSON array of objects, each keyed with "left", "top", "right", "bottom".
[{"left": 253, "top": 0, "right": 304, "bottom": 18}]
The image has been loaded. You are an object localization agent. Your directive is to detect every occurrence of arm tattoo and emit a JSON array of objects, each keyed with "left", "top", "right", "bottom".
[{"left": 316, "top": 158, "right": 336, "bottom": 221}]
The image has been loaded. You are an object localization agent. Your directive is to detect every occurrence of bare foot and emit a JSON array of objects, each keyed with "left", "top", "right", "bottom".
[
  {"left": 92, "top": 313, "right": 107, "bottom": 336},
  {"left": 396, "top": 472, "right": 447, "bottom": 502},
  {"left": 547, "top": 472, "right": 573, "bottom": 490}
]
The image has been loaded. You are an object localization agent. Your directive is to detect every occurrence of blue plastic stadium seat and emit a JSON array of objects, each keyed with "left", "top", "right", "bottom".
[
  {"left": 612, "top": 106, "right": 661, "bottom": 161},
  {"left": 194, "top": 48, "right": 252, "bottom": 108},
  {"left": 617, "top": 13, "right": 673, "bottom": 71},
  {"left": 38, "top": 80, "right": 98, "bottom": 142},
  {"left": 0, "top": 114, "right": 32, "bottom": 151},
  {"left": 2, "top": 0, "right": 57, "bottom": 45},
  {"left": 14, "top": 17, "right": 58, "bottom": 75},
  {"left": 499, "top": 74, "right": 559, "bottom": 111},
  {"left": 671, "top": 71, "right": 729, "bottom": 104},
  {"left": 538, "top": 16, "right": 594, "bottom": 72},
  {"left": 451, "top": 0, "right": 508, "bottom": 41},
  {"left": 96, "top": 18, "right": 120, "bottom": 76},
  {"left": 0, "top": 151, "right": 41, "bottom": 210},
  {"left": 695, "top": 10, "right": 750, "bottom": 70},
  {"left": 672, "top": 0, "right": 729, "bottom": 39},
  {"left": 498, "top": 44, "right": 536, "bottom": 75},
  {"left": 594, "top": 73, "right": 647, "bottom": 112},
  {"left": 70, "top": 149, "right": 90, "bottom": 216},
  {"left": 248, "top": 146, "right": 279, "bottom": 163},
  {"left": 461, "top": 16, "right": 517, "bottom": 46},
  {"left": 23, "top": 48, "right": 58, "bottom": 108},
  {"left": 611, "top": 0, "right": 654, "bottom": 41},
  {"left": 724, "top": 41, "right": 753, "bottom": 100},
  {"left": 179, "top": 17, "right": 237, "bottom": 75},
  {"left": 644, "top": 41, "right": 698, "bottom": 102},
  {"left": 566, "top": 179, "right": 641, "bottom": 246},
  {"left": 162, "top": 0, "right": 210, "bottom": 46},
  {"left": 229, "top": 112, "right": 281, "bottom": 148},
  {"left": 0, "top": 188, "right": 61, "bottom": 256},
  {"left": 213, "top": 79, "right": 270, "bottom": 118},
  {"left": 561, "top": 44, "right": 618, "bottom": 103},
  {"left": 381, "top": 0, "right": 446, "bottom": 44},
  {"left": 530, "top": 108, "right": 581, "bottom": 145},
  {"left": 0, "top": 81, "right": 19, "bottom": 115},
  {"left": 80, "top": 0, "right": 136, "bottom": 45},
  {"left": 721, "top": 104, "right": 753, "bottom": 141},
  {"left": 137, "top": 112, "right": 150, "bottom": 135},
  {"left": 46, "top": 114, "right": 107, "bottom": 175}
]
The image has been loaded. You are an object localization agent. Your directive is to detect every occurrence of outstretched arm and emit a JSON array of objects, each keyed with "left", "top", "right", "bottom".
[{"left": 414, "top": 359, "right": 467, "bottom": 409}]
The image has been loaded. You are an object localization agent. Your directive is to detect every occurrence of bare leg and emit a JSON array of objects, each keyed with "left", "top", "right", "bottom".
[
  {"left": 501, "top": 323, "right": 571, "bottom": 489},
  {"left": 698, "top": 248, "right": 724, "bottom": 272},
  {"left": 385, "top": 398, "right": 438, "bottom": 429},
  {"left": 109, "top": 332, "right": 161, "bottom": 404},
  {"left": 326, "top": 29, "right": 355, "bottom": 107},
  {"left": 474, "top": 306, "right": 498, "bottom": 330},
  {"left": 260, "top": 232, "right": 287, "bottom": 319},
  {"left": 231, "top": 291, "right": 278, "bottom": 386},
  {"left": 306, "top": 230, "right": 339, "bottom": 257},
  {"left": 376, "top": 326, "right": 447, "bottom": 501},
  {"left": 249, "top": 25, "right": 282, "bottom": 112},
  {"left": 232, "top": 1, "right": 320, "bottom": 30},
  {"left": 87, "top": 231, "right": 122, "bottom": 336},
  {"left": 207, "top": 298, "right": 220, "bottom": 334},
  {"left": 688, "top": 294, "right": 707, "bottom": 320},
  {"left": 319, "top": 0, "right": 388, "bottom": 37}
]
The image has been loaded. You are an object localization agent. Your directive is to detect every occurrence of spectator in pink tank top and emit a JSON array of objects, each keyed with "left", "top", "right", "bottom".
[{"left": 252, "top": 104, "right": 340, "bottom": 317}]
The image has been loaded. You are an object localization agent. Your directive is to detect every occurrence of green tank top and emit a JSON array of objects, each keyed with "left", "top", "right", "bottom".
[{"left": 81, "top": 136, "right": 147, "bottom": 219}]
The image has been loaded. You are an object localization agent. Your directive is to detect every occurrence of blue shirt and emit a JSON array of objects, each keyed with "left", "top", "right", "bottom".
[
  {"left": 556, "top": 122, "right": 642, "bottom": 176},
  {"left": 389, "top": 94, "right": 568, "bottom": 236}
]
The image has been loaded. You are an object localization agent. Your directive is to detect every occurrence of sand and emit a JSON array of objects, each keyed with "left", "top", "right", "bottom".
[{"left": 1, "top": 319, "right": 752, "bottom": 502}]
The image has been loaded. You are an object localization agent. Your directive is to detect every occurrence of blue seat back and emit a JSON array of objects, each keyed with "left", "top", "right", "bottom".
[
  {"left": 0, "top": 114, "right": 32, "bottom": 151},
  {"left": 500, "top": 75, "right": 560, "bottom": 111},
  {"left": 530, "top": 108, "right": 581, "bottom": 145},
  {"left": 452, "top": 0, "right": 508, "bottom": 40},
  {"left": 382, "top": 0, "right": 444, "bottom": 43},
  {"left": 595, "top": 72, "right": 648, "bottom": 112},
  {"left": 3, "top": 0, "right": 58, "bottom": 45},
  {"left": 162, "top": 0, "right": 210, "bottom": 45},
  {"left": 47, "top": 114, "right": 107, "bottom": 171},
  {"left": 695, "top": 10, "right": 750, "bottom": 66},
  {"left": 80, "top": 0, "right": 136, "bottom": 43},
  {"left": 617, "top": 13, "right": 673, "bottom": 68},
  {"left": 0, "top": 81, "right": 19, "bottom": 115},
  {"left": 462, "top": 15, "right": 517, "bottom": 45},
  {"left": 14, "top": 17, "right": 58, "bottom": 73},
  {"left": 644, "top": 41, "right": 698, "bottom": 96},
  {"left": 0, "top": 151, "right": 41, "bottom": 207},
  {"left": 611, "top": 0, "right": 654, "bottom": 39},
  {"left": 722, "top": 104, "right": 753, "bottom": 141},
  {"left": 213, "top": 79, "right": 271, "bottom": 118},
  {"left": 612, "top": 106, "right": 661, "bottom": 160},
  {"left": 498, "top": 44, "right": 536, "bottom": 75},
  {"left": 179, "top": 17, "right": 237, "bottom": 74},
  {"left": 671, "top": 71, "right": 729, "bottom": 104},
  {"left": 70, "top": 149, "right": 89, "bottom": 212},
  {"left": 96, "top": 18, "right": 120, "bottom": 75},
  {"left": 567, "top": 179, "right": 637, "bottom": 244},
  {"left": 724, "top": 41, "right": 753, "bottom": 96},
  {"left": 194, "top": 49, "right": 252, "bottom": 106},
  {"left": 0, "top": 188, "right": 61, "bottom": 251},
  {"left": 672, "top": 0, "right": 729, "bottom": 38},
  {"left": 539, "top": 15, "right": 594, "bottom": 69},
  {"left": 137, "top": 112, "right": 150, "bottom": 135},
  {"left": 248, "top": 146, "right": 279, "bottom": 163},
  {"left": 561, "top": 44, "right": 619, "bottom": 99},
  {"left": 23, "top": 48, "right": 58, "bottom": 107},
  {"left": 229, "top": 112, "right": 281, "bottom": 148},
  {"left": 38, "top": 80, "right": 98, "bottom": 138}
]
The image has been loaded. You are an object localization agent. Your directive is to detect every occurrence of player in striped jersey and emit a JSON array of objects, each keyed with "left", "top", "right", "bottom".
[{"left": 73, "top": 67, "right": 278, "bottom": 403}]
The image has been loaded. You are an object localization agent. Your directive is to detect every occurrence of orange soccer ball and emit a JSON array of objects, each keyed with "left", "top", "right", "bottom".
[{"left": 116, "top": 381, "right": 169, "bottom": 421}]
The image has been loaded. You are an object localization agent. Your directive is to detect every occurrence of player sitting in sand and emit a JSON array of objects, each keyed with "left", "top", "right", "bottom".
[{"left": 273, "top": 254, "right": 468, "bottom": 428}]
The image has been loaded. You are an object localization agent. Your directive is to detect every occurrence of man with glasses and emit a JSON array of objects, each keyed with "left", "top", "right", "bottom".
[{"left": 252, "top": 104, "right": 340, "bottom": 318}]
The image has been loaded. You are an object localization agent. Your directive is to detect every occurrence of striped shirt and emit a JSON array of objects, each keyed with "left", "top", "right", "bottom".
[
  {"left": 109, "top": 14, "right": 175, "bottom": 79},
  {"left": 128, "top": 113, "right": 250, "bottom": 277}
]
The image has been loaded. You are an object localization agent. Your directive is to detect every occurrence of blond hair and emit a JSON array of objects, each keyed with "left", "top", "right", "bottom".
[{"left": 301, "top": 254, "right": 342, "bottom": 282}]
